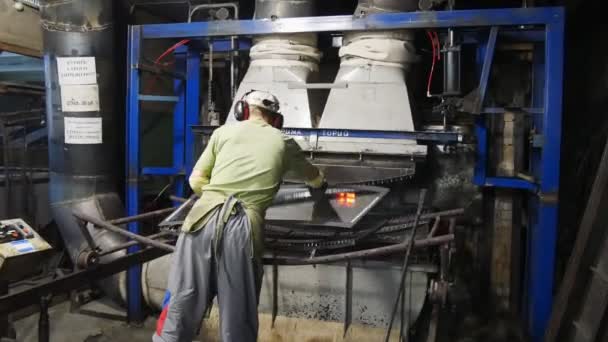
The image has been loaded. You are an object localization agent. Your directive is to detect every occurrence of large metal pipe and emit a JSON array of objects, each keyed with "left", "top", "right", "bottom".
[
  {"left": 443, "top": 28, "right": 461, "bottom": 96},
  {"left": 354, "top": 0, "right": 418, "bottom": 14},
  {"left": 227, "top": 0, "right": 321, "bottom": 128},
  {"left": 73, "top": 211, "right": 175, "bottom": 253},
  {"left": 318, "top": 0, "right": 425, "bottom": 171},
  {"left": 254, "top": 0, "right": 315, "bottom": 19},
  {"left": 41, "top": 0, "right": 127, "bottom": 302}
]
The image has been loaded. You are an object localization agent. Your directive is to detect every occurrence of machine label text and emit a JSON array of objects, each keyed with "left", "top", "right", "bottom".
[
  {"left": 60, "top": 84, "right": 100, "bottom": 112},
  {"left": 56, "top": 57, "right": 97, "bottom": 85},
  {"left": 320, "top": 129, "right": 350, "bottom": 137},
  {"left": 64, "top": 117, "right": 103, "bottom": 144}
]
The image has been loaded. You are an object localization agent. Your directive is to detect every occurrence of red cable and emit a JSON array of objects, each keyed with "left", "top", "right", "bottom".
[
  {"left": 426, "top": 30, "right": 437, "bottom": 97},
  {"left": 145, "top": 39, "right": 191, "bottom": 94},
  {"left": 433, "top": 31, "right": 441, "bottom": 61},
  {"left": 155, "top": 39, "right": 191, "bottom": 65}
]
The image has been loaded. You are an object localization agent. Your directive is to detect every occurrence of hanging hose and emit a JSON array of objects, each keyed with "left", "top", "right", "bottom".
[{"left": 426, "top": 30, "right": 440, "bottom": 97}]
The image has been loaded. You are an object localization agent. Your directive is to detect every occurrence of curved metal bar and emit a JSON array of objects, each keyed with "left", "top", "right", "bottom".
[{"left": 265, "top": 234, "right": 454, "bottom": 266}]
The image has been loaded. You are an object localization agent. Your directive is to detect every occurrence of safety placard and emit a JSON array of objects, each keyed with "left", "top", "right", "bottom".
[
  {"left": 64, "top": 117, "right": 103, "bottom": 144},
  {"left": 60, "top": 84, "right": 100, "bottom": 112},
  {"left": 56, "top": 57, "right": 97, "bottom": 85}
]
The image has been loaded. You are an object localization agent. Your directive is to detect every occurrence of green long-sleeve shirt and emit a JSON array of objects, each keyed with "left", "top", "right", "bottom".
[{"left": 182, "top": 117, "right": 324, "bottom": 257}]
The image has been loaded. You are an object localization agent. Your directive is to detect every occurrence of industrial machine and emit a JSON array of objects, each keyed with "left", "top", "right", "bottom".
[
  {"left": 227, "top": 0, "right": 426, "bottom": 184},
  {"left": 121, "top": 1, "right": 563, "bottom": 340},
  {"left": 0, "top": 1, "right": 564, "bottom": 342},
  {"left": 132, "top": 0, "right": 465, "bottom": 336}
]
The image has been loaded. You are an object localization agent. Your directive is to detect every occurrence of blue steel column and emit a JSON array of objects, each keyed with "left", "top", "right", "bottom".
[
  {"left": 527, "top": 11, "right": 564, "bottom": 341},
  {"left": 185, "top": 48, "right": 201, "bottom": 174},
  {"left": 173, "top": 48, "right": 187, "bottom": 199},
  {"left": 523, "top": 37, "right": 545, "bottom": 321},
  {"left": 473, "top": 118, "right": 488, "bottom": 185},
  {"left": 126, "top": 25, "right": 143, "bottom": 322},
  {"left": 473, "top": 28, "right": 497, "bottom": 186}
]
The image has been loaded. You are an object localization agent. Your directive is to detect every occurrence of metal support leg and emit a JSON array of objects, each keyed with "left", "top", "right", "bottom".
[
  {"left": 38, "top": 295, "right": 51, "bottom": 342},
  {"left": 172, "top": 49, "right": 187, "bottom": 201},
  {"left": 271, "top": 262, "right": 278, "bottom": 328},
  {"left": 185, "top": 48, "right": 201, "bottom": 175},
  {"left": 344, "top": 261, "right": 353, "bottom": 338},
  {"left": 0, "top": 281, "right": 9, "bottom": 340},
  {"left": 126, "top": 25, "right": 143, "bottom": 323},
  {"left": 1, "top": 120, "right": 11, "bottom": 216},
  {"left": 526, "top": 18, "right": 564, "bottom": 342}
]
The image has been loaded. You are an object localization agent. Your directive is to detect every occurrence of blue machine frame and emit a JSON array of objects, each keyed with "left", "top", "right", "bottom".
[{"left": 126, "top": 7, "right": 564, "bottom": 341}]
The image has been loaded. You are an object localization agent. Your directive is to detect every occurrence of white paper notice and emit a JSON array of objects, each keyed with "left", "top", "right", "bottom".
[
  {"left": 57, "top": 57, "right": 97, "bottom": 85},
  {"left": 64, "top": 117, "right": 103, "bottom": 144},
  {"left": 60, "top": 84, "right": 100, "bottom": 112}
]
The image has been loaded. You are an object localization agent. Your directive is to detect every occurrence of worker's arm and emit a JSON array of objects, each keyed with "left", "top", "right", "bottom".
[
  {"left": 283, "top": 136, "right": 325, "bottom": 188},
  {"left": 189, "top": 131, "right": 219, "bottom": 196}
]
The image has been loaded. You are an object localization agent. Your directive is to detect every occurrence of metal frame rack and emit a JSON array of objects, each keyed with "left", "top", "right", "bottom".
[{"left": 126, "top": 7, "right": 564, "bottom": 341}]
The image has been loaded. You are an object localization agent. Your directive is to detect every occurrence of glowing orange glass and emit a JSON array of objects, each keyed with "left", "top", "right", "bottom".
[{"left": 337, "top": 192, "right": 356, "bottom": 207}]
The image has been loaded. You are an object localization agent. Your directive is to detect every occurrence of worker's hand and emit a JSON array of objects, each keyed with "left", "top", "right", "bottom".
[{"left": 308, "top": 181, "right": 328, "bottom": 202}]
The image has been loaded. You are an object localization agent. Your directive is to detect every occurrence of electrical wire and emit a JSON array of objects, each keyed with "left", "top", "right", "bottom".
[
  {"left": 425, "top": 31, "right": 436, "bottom": 97},
  {"left": 433, "top": 31, "right": 441, "bottom": 61},
  {"left": 143, "top": 39, "right": 192, "bottom": 95},
  {"left": 426, "top": 30, "right": 441, "bottom": 98},
  {"left": 155, "top": 39, "right": 191, "bottom": 65}
]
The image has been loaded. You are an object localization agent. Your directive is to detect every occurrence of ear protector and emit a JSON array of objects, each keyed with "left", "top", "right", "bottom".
[
  {"left": 234, "top": 90, "right": 284, "bottom": 129},
  {"left": 271, "top": 113, "right": 284, "bottom": 129},
  {"left": 234, "top": 99, "right": 250, "bottom": 121}
]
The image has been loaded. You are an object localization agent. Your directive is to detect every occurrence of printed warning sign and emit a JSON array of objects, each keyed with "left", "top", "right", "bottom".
[
  {"left": 64, "top": 117, "right": 103, "bottom": 144},
  {"left": 57, "top": 57, "right": 97, "bottom": 85},
  {"left": 60, "top": 84, "right": 100, "bottom": 112}
]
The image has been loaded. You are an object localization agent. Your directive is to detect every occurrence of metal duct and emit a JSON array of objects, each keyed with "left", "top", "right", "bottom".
[
  {"left": 228, "top": 0, "right": 320, "bottom": 128},
  {"left": 306, "top": 0, "right": 426, "bottom": 184},
  {"left": 41, "top": 0, "right": 127, "bottom": 302},
  {"left": 254, "top": 0, "right": 315, "bottom": 18},
  {"left": 355, "top": 0, "right": 419, "bottom": 14},
  {"left": 319, "top": 0, "right": 426, "bottom": 158},
  {"left": 320, "top": 30, "right": 418, "bottom": 132}
]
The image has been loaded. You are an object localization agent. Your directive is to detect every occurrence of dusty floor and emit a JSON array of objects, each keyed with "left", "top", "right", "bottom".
[
  {"left": 14, "top": 301, "right": 156, "bottom": 342},
  {"left": 13, "top": 300, "right": 403, "bottom": 342}
]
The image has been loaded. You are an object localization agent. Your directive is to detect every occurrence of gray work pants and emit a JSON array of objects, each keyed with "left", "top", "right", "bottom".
[{"left": 153, "top": 203, "right": 262, "bottom": 342}]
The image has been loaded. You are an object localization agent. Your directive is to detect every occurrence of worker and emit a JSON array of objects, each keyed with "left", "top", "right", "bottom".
[{"left": 153, "top": 90, "right": 326, "bottom": 342}]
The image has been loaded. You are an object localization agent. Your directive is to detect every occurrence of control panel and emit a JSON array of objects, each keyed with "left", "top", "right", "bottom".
[
  {"left": 0, "top": 219, "right": 52, "bottom": 281},
  {"left": 0, "top": 219, "right": 35, "bottom": 244}
]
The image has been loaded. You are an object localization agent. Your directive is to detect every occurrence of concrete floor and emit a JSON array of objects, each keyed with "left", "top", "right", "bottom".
[
  {"left": 14, "top": 301, "right": 157, "bottom": 342},
  {"left": 13, "top": 300, "right": 404, "bottom": 342}
]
